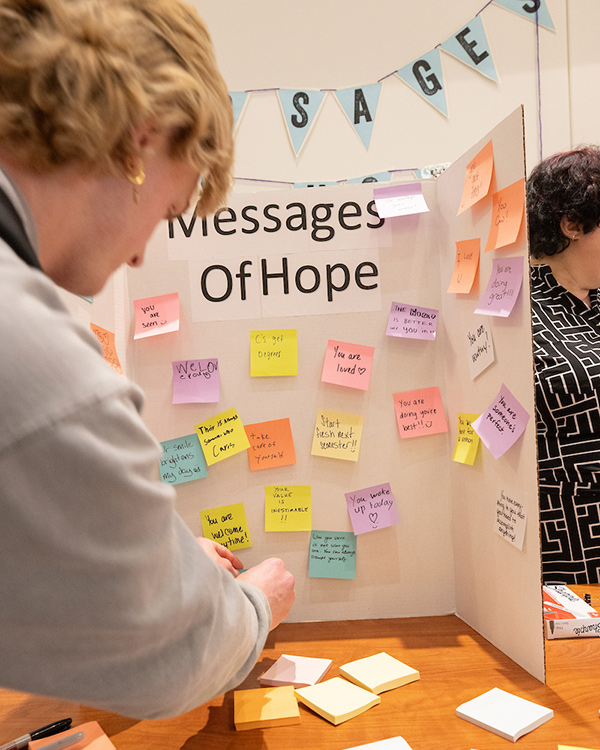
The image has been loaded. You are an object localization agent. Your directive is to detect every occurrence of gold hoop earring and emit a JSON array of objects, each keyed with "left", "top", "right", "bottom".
[{"left": 127, "top": 164, "right": 146, "bottom": 186}]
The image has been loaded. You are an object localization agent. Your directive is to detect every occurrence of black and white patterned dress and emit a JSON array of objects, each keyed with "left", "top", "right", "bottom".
[{"left": 532, "top": 264, "right": 600, "bottom": 583}]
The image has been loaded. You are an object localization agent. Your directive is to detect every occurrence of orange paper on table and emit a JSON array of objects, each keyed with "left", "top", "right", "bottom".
[
  {"left": 447, "top": 239, "right": 480, "bottom": 293},
  {"left": 457, "top": 139, "right": 494, "bottom": 214},
  {"left": 245, "top": 417, "right": 296, "bottom": 471},
  {"left": 484, "top": 178, "right": 525, "bottom": 252},
  {"left": 29, "top": 721, "right": 115, "bottom": 750},
  {"left": 133, "top": 292, "right": 180, "bottom": 339},
  {"left": 90, "top": 323, "right": 124, "bottom": 375}
]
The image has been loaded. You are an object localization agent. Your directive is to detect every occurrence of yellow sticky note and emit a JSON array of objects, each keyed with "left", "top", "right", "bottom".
[
  {"left": 251, "top": 329, "right": 298, "bottom": 376},
  {"left": 199, "top": 502, "right": 251, "bottom": 551},
  {"left": 265, "top": 485, "right": 311, "bottom": 531},
  {"left": 234, "top": 685, "right": 300, "bottom": 731},
  {"left": 452, "top": 413, "right": 480, "bottom": 465},
  {"left": 558, "top": 746, "right": 599, "bottom": 750},
  {"left": 194, "top": 407, "right": 250, "bottom": 466},
  {"left": 311, "top": 409, "right": 363, "bottom": 462},
  {"left": 295, "top": 677, "right": 380, "bottom": 725}
]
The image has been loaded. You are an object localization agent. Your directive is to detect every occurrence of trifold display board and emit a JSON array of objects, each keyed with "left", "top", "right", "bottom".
[{"left": 79, "top": 107, "right": 544, "bottom": 681}]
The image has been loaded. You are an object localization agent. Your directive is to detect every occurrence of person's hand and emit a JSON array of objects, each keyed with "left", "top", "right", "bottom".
[
  {"left": 196, "top": 536, "right": 243, "bottom": 577},
  {"left": 238, "top": 558, "right": 295, "bottom": 630}
]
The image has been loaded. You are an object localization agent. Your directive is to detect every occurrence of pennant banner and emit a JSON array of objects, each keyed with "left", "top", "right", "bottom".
[
  {"left": 335, "top": 83, "right": 382, "bottom": 150},
  {"left": 441, "top": 15, "right": 498, "bottom": 81},
  {"left": 396, "top": 48, "right": 448, "bottom": 116},
  {"left": 277, "top": 89, "right": 325, "bottom": 156},
  {"left": 493, "top": 0, "right": 555, "bottom": 31},
  {"left": 229, "top": 91, "right": 249, "bottom": 132}
]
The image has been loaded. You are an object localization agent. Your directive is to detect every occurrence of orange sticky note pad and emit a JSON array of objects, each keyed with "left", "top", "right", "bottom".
[
  {"left": 446, "top": 239, "right": 480, "bottom": 294},
  {"left": 234, "top": 685, "right": 301, "bottom": 730},
  {"left": 393, "top": 387, "right": 448, "bottom": 438},
  {"left": 29, "top": 721, "right": 115, "bottom": 750},
  {"left": 457, "top": 139, "right": 494, "bottom": 214},
  {"left": 245, "top": 417, "right": 296, "bottom": 471},
  {"left": 133, "top": 292, "right": 180, "bottom": 339},
  {"left": 90, "top": 323, "right": 124, "bottom": 375},
  {"left": 484, "top": 178, "right": 525, "bottom": 252}
]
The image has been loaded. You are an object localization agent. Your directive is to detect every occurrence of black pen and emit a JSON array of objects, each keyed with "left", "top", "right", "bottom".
[{"left": 0, "top": 718, "right": 72, "bottom": 750}]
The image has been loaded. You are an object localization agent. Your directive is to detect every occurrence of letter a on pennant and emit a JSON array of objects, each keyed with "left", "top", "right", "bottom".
[
  {"left": 396, "top": 48, "right": 447, "bottom": 116},
  {"left": 277, "top": 89, "right": 326, "bottom": 156},
  {"left": 441, "top": 15, "right": 498, "bottom": 81},
  {"left": 335, "top": 83, "right": 382, "bottom": 150}
]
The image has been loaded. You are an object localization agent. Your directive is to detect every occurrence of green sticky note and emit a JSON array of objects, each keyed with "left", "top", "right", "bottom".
[{"left": 309, "top": 530, "right": 357, "bottom": 579}]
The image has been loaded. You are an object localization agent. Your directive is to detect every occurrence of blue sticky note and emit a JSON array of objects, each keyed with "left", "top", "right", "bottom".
[
  {"left": 309, "top": 530, "right": 357, "bottom": 580},
  {"left": 159, "top": 433, "right": 207, "bottom": 485},
  {"left": 277, "top": 89, "right": 325, "bottom": 156},
  {"left": 335, "top": 83, "right": 382, "bottom": 150},
  {"left": 397, "top": 48, "right": 447, "bottom": 116},
  {"left": 441, "top": 15, "right": 497, "bottom": 82}
]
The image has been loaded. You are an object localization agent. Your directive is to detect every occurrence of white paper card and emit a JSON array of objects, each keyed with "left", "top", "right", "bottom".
[{"left": 494, "top": 489, "right": 527, "bottom": 550}]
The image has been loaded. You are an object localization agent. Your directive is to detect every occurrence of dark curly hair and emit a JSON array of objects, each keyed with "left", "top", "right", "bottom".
[{"left": 526, "top": 146, "right": 600, "bottom": 259}]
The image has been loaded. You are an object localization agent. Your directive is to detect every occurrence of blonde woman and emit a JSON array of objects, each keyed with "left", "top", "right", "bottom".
[{"left": 0, "top": 0, "right": 294, "bottom": 719}]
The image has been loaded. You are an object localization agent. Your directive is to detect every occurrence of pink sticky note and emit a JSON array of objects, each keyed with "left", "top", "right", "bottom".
[
  {"left": 475, "top": 257, "right": 523, "bottom": 317},
  {"left": 172, "top": 359, "right": 219, "bottom": 403},
  {"left": 386, "top": 302, "right": 439, "bottom": 340},
  {"left": 134, "top": 292, "right": 180, "bottom": 339},
  {"left": 321, "top": 340, "right": 374, "bottom": 391},
  {"left": 472, "top": 383, "right": 530, "bottom": 459},
  {"left": 393, "top": 387, "right": 448, "bottom": 438},
  {"left": 345, "top": 483, "right": 401, "bottom": 535}
]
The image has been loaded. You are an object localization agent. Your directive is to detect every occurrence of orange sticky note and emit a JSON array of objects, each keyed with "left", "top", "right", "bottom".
[
  {"left": 484, "top": 178, "right": 525, "bottom": 252},
  {"left": 133, "top": 292, "right": 180, "bottom": 339},
  {"left": 90, "top": 323, "right": 124, "bottom": 375},
  {"left": 321, "top": 340, "right": 374, "bottom": 391},
  {"left": 29, "top": 721, "right": 115, "bottom": 750},
  {"left": 245, "top": 417, "right": 296, "bottom": 471},
  {"left": 447, "top": 239, "right": 480, "bottom": 293},
  {"left": 393, "top": 387, "right": 448, "bottom": 438},
  {"left": 457, "top": 140, "right": 494, "bottom": 214}
]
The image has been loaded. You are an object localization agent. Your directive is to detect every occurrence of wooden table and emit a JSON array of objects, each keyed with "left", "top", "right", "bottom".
[{"left": 1, "top": 586, "right": 599, "bottom": 750}]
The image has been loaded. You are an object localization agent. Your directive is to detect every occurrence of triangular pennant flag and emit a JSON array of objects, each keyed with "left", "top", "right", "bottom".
[
  {"left": 277, "top": 89, "right": 326, "bottom": 156},
  {"left": 396, "top": 48, "right": 448, "bottom": 116},
  {"left": 293, "top": 181, "right": 339, "bottom": 189},
  {"left": 346, "top": 171, "right": 392, "bottom": 184},
  {"left": 229, "top": 91, "right": 249, "bottom": 133},
  {"left": 441, "top": 15, "right": 498, "bottom": 81},
  {"left": 493, "top": 0, "right": 554, "bottom": 31},
  {"left": 334, "top": 83, "right": 382, "bottom": 150}
]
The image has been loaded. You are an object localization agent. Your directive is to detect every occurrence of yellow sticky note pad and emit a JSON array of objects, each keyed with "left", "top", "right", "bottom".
[
  {"left": 234, "top": 685, "right": 300, "bottom": 731},
  {"left": 558, "top": 746, "right": 599, "bottom": 750},
  {"left": 199, "top": 502, "right": 251, "bottom": 551},
  {"left": 194, "top": 407, "right": 250, "bottom": 466},
  {"left": 251, "top": 329, "right": 298, "bottom": 377},
  {"left": 295, "top": 677, "right": 380, "bottom": 725},
  {"left": 265, "top": 485, "right": 311, "bottom": 531},
  {"left": 339, "top": 652, "right": 420, "bottom": 694},
  {"left": 452, "top": 412, "right": 480, "bottom": 465},
  {"left": 311, "top": 409, "right": 363, "bottom": 462}
]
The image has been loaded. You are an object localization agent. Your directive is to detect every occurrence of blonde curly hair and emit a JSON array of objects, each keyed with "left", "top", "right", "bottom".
[{"left": 0, "top": 0, "right": 233, "bottom": 215}]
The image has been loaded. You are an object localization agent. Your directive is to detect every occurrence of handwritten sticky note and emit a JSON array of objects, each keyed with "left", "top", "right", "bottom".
[
  {"left": 466, "top": 319, "right": 495, "bottom": 379},
  {"left": 386, "top": 302, "right": 439, "bottom": 340},
  {"left": 29, "top": 721, "right": 115, "bottom": 750},
  {"left": 472, "top": 384, "right": 530, "bottom": 459},
  {"left": 321, "top": 340, "right": 374, "bottom": 390},
  {"left": 309, "top": 530, "right": 357, "bottom": 579},
  {"left": 265, "top": 485, "right": 311, "bottom": 531},
  {"left": 446, "top": 239, "right": 480, "bottom": 293},
  {"left": 251, "top": 329, "right": 298, "bottom": 377},
  {"left": 452, "top": 413, "right": 480, "bottom": 465},
  {"left": 373, "top": 183, "right": 429, "bottom": 218},
  {"left": 194, "top": 407, "right": 250, "bottom": 466},
  {"left": 133, "top": 292, "right": 179, "bottom": 339},
  {"left": 345, "top": 483, "right": 400, "bottom": 535},
  {"left": 199, "top": 502, "right": 251, "bottom": 551},
  {"left": 159, "top": 433, "right": 207, "bottom": 484},
  {"left": 393, "top": 387, "right": 448, "bottom": 438},
  {"left": 172, "top": 358, "right": 219, "bottom": 404},
  {"left": 495, "top": 489, "right": 526, "bottom": 550},
  {"left": 484, "top": 178, "right": 525, "bottom": 252},
  {"left": 475, "top": 256, "right": 524, "bottom": 317},
  {"left": 90, "top": 323, "right": 124, "bottom": 375},
  {"left": 457, "top": 139, "right": 494, "bottom": 214},
  {"left": 245, "top": 418, "right": 296, "bottom": 471},
  {"left": 311, "top": 409, "right": 363, "bottom": 462}
]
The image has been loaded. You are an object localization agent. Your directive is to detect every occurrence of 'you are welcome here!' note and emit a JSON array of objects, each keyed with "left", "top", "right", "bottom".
[{"left": 199, "top": 502, "right": 251, "bottom": 551}]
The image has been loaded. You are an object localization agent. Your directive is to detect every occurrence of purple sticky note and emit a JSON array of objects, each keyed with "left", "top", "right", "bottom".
[
  {"left": 345, "top": 483, "right": 401, "bottom": 534},
  {"left": 475, "top": 256, "right": 524, "bottom": 317},
  {"left": 386, "top": 301, "right": 439, "bottom": 340},
  {"left": 471, "top": 383, "right": 530, "bottom": 459},
  {"left": 172, "top": 359, "right": 220, "bottom": 404}
]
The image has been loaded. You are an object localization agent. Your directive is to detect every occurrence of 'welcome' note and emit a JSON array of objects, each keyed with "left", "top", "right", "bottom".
[
  {"left": 90, "top": 323, "right": 124, "bottom": 375},
  {"left": 484, "top": 178, "right": 525, "bottom": 252},
  {"left": 472, "top": 384, "right": 530, "bottom": 459},
  {"left": 194, "top": 407, "right": 250, "bottom": 466},
  {"left": 245, "top": 417, "right": 296, "bottom": 471},
  {"left": 133, "top": 292, "right": 179, "bottom": 339},
  {"left": 251, "top": 329, "right": 298, "bottom": 376},
  {"left": 386, "top": 302, "right": 438, "bottom": 340},
  {"left": 452, "top": 413, "right": 480, "bottom": 466},
  {"left": 159, "top": 433, "right": 207, "bottom": 484},
  {"left": 265, "top": 485, "right": 311, "bottom": 531},
  {"left": 311, "top": 409, "right": 363, "bottom": 461},
  {"left": 172, "top": 358, "right": 219, "bottom": 403},
  {"left": 457, "top": 139, "right": 494, "bottom": 214},
  {"left": 321, "top": 339, "right": 374, "bottom": 390},
  {"left": 345, "top": 483, "right": 400, "bottom": 535},
  {"left": 446, "top": 239, "right": 480, "bottom": 294},
  {"left": 393, "top": 387, "right": 447, "bottom": 438},
  {"left": 475, "top": 256, "right": 523, "bottom": 317},
  {"left": 309, "top": 530, "right": 357, "bottom": 579},
  {"left": 199, "top": 502, "right": 251, "bottom": 551}
]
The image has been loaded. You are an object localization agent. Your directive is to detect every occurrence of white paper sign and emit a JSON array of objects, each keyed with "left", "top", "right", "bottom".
[
  {"left": 466, "top": 319, "right": 495, "bottom": 379},
  {"left": 373, "top": 184, "right": 430, "bottom": 218},
  {"left": 494, "top": 489, "right": 526, "bottom": 550}
]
